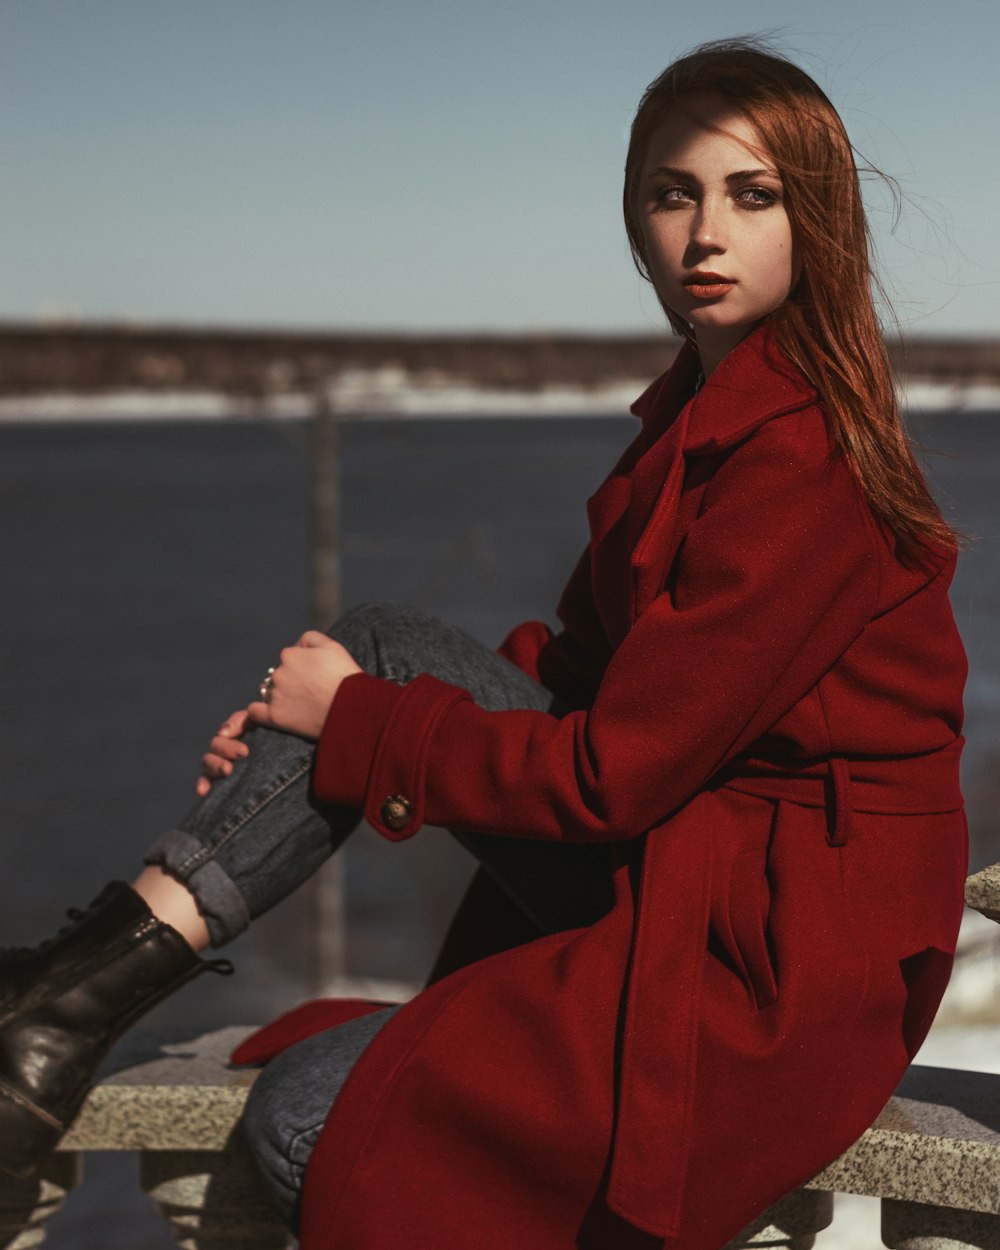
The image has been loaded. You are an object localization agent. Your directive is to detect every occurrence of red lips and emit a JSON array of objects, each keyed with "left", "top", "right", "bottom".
[{"left": 683, "top": 272, "right": 736, "bottom": 299}]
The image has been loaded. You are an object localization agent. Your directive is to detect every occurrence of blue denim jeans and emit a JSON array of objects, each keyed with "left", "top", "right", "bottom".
[{"left": 144, "top": 602, "right": 615, "bottom": 1229}]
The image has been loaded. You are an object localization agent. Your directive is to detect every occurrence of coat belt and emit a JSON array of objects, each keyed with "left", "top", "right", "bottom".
[{"left": 719, "top": 738, "right": 964, "bottom": 838}]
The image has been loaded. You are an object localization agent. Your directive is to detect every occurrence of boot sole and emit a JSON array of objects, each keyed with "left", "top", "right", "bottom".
[{"left": 0, "top": 1080, "right": 65, "bottom": 1177}]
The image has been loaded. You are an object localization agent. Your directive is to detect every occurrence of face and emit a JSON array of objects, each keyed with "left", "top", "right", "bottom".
[{"left": 636, "top": 95, "right": 795, "bottom": 374}]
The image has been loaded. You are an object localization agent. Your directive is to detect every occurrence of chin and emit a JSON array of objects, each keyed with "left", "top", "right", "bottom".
[{"left": 687, "top": 310, "right": 755, "bottom": 335}]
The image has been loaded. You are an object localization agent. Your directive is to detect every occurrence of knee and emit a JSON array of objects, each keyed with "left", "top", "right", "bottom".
[
  {"left": 240, "top": 1006, "right": 402, "bottom": 1227},
  {"left": 327, "top": 600, "right": 429, "bottom": 639},
  {"left": 240, "top": 1058, "right": 287, "bottom": 1160},
  {"left": 326, "top": 601, "right": 439, "bottom": 679},
  {"left": 240, "top": 1058, "right": 322, "bottom": 1230}
]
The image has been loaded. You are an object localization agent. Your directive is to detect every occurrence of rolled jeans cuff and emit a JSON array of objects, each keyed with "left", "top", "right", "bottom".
[{"left": 144, "top": 829, "right": 252, "bottom": 948}]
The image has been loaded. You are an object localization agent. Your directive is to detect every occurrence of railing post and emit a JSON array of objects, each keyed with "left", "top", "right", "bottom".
[
  {"left": 307, "top": 382, "right": 347, "bottom": 995},
  {"left": 882, "top": 1198, "right": 1000, "bottom": 1249},
  {"left": 724, "top": 1188, "right": 834, "bottom": 1249},
  {"left": 139, "top": 1137, "right": 294, "bottom": 1250},
  {"left": 0, "top": 1154, "right": 82, "bottom": 1248}
]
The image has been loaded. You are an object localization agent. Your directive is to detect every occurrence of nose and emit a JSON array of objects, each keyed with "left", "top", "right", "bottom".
[{"left": 690, "top": 195, "right": 726, "bottom": 253}]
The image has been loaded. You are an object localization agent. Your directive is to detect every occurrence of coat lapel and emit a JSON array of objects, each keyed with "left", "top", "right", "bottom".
[
  {"left": 623, "top": 326, "right": 818, "bottom": 624},
  {"left": 628, "top": 407, "right": 691, "bottom": 624},
  {"left": 582, "top": 342, "right": 697, "bottom": 641}
]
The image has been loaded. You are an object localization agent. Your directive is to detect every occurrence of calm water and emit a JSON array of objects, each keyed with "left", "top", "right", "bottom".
[{"left": 1, "top": 409, "right": 998, "bottom": 1246}]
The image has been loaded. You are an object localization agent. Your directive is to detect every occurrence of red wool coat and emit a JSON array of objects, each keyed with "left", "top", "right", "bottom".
[{"left": 233, "top": 324, "right": 968, "bottom": 1249}]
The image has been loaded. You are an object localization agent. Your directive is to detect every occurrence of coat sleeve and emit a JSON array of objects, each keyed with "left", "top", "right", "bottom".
[{"left": 312, "top": 411, "right": 881, "bottom": 843}]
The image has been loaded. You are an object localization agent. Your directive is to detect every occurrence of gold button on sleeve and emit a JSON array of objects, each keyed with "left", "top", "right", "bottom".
[{"left": 381, "top": 795, "right": 412, "bottom": 831}]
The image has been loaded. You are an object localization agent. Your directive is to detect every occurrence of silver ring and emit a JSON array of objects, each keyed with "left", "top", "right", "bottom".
[{"left": 258, "top": 666, "right": 276, "bottom": 703}]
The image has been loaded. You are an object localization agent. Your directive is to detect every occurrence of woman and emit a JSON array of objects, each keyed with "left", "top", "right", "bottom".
[{"left": 0, "top": 38, "right": 967, "bottom": 1250}]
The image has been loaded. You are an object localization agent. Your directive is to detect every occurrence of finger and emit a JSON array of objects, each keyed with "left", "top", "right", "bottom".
[
  {"left": 202, "top": 752, "right": 235, "bottom": 779},
  {"left": 246, "top": 701, "right": 274, "bottom": 727},
  {"left": 208, "top": 735, "right": 249, "bottom": 761},
  {"left": 217, "top": 708, "right": 251, "bottom": 738},
  {"left": 297, "top": 630, "right": 334, "bottom": 648},
  {"left": 196, "top": 777, "right": 211, "bottom": 797}
]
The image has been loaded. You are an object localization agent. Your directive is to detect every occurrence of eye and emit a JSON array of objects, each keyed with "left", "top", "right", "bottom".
[
  {"left": 736, "top": 185, "right": 779, "bottom": 210},
  {"left": 653, "top": 185, "right": 695, "bottom": 209}
]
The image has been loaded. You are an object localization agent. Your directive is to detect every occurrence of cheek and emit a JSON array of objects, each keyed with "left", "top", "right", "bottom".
[
  {"left": 638, "top": 220, "right": 658, "bottom": 268},
  {"left": 757, "top": 227, "right": 795, "bottom": 300},
  {"left": 640, "top": 218, "right": 682, "bottom": 277},
  {"left": 775, "top": 219, "right": 797, "bottom": 292}
]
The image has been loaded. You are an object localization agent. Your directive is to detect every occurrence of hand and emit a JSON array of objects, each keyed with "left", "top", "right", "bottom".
[
  {"left": 246, "top": 631, "right": 363, "bottom": 740},
  {"left": 196, "top": 708, "right": 252, "bottom": 797}
]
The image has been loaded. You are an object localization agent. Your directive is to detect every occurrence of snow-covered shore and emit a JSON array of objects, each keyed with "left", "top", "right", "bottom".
[{"left": 1, "top": 371, "right": 999, "bottom": 423}]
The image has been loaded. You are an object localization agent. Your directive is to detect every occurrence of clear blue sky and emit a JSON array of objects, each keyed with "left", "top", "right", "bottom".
[{"left": 1, "top": 0, "right": 996, "bottom": 335}]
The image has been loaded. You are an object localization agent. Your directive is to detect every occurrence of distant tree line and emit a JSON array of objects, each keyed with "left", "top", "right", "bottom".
[{"left": 0, "top": 321, "right": 995, "bottom": 397}]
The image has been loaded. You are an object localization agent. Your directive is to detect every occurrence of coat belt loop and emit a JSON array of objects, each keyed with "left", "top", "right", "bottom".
[{"left": 827, "top": 758, "right": 855, "bottom": 846}]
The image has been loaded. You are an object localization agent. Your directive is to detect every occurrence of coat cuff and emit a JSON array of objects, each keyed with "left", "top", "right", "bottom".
[
  {"left": 313, "top": 670, "right": 472, "bottom": 841},
  {"left": 496, "top": 619, "right": 553, "bottom": 682}
]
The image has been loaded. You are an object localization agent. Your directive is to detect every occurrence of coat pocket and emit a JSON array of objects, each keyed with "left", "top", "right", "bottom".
[{"left": 710, "top": 833, "right": 778, "bottom": 1013}]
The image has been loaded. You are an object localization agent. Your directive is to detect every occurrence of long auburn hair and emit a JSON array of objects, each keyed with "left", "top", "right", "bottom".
[{"left": 623, "top": 38, "right": 956, "bottom": 558}]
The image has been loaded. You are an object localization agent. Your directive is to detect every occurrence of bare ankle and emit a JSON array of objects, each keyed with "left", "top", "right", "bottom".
[{"left": 132, "top": 866, "right": 212, "bottom": 953}]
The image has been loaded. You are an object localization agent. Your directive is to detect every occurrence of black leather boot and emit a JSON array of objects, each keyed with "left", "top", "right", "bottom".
[{"left": 0, "top": 880, "right": 232, "bottom": 1176}]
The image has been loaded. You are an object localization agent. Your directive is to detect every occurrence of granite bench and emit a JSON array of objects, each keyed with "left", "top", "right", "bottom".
[
  {"left": 2, "top": 861, "right": 999, "bottom": 1250},
  {"left": 4, "top": 1030, "right": 998, "bottom": 1248}
]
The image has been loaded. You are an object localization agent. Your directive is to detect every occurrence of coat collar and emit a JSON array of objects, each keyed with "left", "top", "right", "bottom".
[{"left": 629, "top": 321, "right": 818, "bottom": 457}]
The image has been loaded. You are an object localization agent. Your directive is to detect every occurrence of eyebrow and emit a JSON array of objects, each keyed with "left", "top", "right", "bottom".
[{"left": 649, "top": 165, "right": 779, "bottom": 184}]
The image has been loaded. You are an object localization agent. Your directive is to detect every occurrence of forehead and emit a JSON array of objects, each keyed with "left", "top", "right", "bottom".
[{"left": 640, "top": 94, "right": 775, "bottom": 176}]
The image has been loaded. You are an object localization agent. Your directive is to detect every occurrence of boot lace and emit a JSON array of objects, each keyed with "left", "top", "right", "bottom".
[{"left": 0, "top": 907, "right": 88, "bottom": 959}]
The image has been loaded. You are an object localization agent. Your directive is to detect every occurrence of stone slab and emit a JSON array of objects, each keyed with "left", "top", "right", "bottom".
[
  {"left": 965, "top": 863, "right": 1000, "bottom": 925},
  {"left": 59, "top": 1026, "right": 259, "bottom": 1152},
  {"left": 58, "top": 1027, "right": 1000, "bottom": 1221},
  {"left": 808, "top": 1066, "right": 1000, "bottom": 1214}
]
